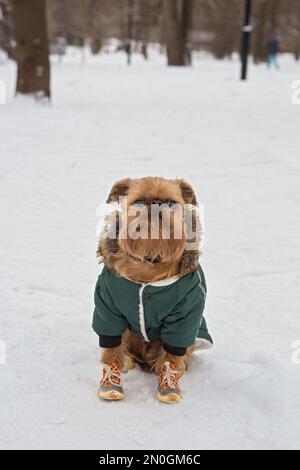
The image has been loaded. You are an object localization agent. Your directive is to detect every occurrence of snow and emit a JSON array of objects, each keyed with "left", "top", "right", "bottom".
[{"left": 0, "top": 50, "right": 300, "bottom": 450}]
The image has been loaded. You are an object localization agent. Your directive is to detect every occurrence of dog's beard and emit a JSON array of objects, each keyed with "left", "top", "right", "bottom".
[{"left": 119, "top": 237, "right": 186, "bottom": 265}]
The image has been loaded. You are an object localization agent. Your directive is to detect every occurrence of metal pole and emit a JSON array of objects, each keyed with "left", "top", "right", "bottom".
[
  {"left": 127, "top": 0, "right": 133, "bottom": 66},
  {"left": 240, "top": 0, "right": 252, "bottom": 80}
]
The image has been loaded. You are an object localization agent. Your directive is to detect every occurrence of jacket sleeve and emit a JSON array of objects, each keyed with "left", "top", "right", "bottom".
[
  {"left": 92, "top": 277, "right": 128, "bottom": 338},
  {"left": 160, "top": 284, "right": 205, "bottom": 348}
]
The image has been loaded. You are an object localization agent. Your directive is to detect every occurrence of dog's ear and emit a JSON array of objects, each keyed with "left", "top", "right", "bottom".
[
  {"left": 175, "top": 179, "right": 198, "bottom": 206},
  {"left": 106, "top": 178, "right": 131, "bottom": 203}
]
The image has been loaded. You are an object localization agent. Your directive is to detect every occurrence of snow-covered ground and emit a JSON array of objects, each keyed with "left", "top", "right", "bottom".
[{"left": 1, "top": 49, "right": 300, "bottom": 450}]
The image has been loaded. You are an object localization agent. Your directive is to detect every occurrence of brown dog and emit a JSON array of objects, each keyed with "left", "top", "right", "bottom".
[{"left": 93, "top": 177, "right": 212, "bottom": 402}]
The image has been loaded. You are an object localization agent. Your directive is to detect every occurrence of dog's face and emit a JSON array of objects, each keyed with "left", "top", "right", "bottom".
[{"left": 106, "top": 177, "right": 197, "bottom": 266}]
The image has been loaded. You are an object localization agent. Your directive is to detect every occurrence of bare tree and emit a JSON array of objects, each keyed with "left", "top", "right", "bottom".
[
  {"left": 252, "top": 0, "right": 282, "bottom": 63},
  {"left": 30, "top": 0, "right": 300, "bottom": 64},
  {"left": 203, "top": 0, "right": 242, "bottom": 59},
  {"left": 286, "top": 0, "right": 300, "bottom": 60},
  {"left": 0, "top": 0, "right": 14, "bottom": 58},
  {"left": 182, "top": 0, "right": 194, "bottom": 64},
  {"left": 135, "top": 0, "right": 162, "bottom": 59},
  {"left": 252, "top": 0, "right": 269, "bottom": 63},
  {"left": 11, "top": 0, "right": 50, "bottom": 98},
  {"left": 163, "top": 0, "right": 194, "bottom": 66}
]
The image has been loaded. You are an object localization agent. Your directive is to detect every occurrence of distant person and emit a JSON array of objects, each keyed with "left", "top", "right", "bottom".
[{"left": 267, "top": 35, "right": 280, "bottom": 69}]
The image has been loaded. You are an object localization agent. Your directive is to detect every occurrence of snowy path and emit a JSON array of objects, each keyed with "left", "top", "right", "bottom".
[{"left": 0, "top": 52, "right": 300, "bottom": 449}]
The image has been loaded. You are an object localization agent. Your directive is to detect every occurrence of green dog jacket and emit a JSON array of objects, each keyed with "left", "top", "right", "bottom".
[{"left": 93, "top": 264, "right": 213, "bottom": 350}]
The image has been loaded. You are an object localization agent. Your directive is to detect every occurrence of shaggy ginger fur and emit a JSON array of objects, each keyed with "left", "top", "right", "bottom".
[{"left": 98, "top": 176, "right": 202, "bottom": 373}]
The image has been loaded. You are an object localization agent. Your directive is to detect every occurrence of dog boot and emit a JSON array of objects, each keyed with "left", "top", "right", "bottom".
[
  {"left": 97, "top": 363, "right": 124, "bottom": 401},
  {"left": 157, "top": 361, "right": 182, "bottom": 403}
]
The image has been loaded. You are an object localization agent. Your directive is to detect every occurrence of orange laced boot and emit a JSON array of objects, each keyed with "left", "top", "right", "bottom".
[
  {"left": 97, "top": 363, "right": 124, "bottom": 401},
  {"left": 157, "top": 361, "right": 182, "bottom": 403}
]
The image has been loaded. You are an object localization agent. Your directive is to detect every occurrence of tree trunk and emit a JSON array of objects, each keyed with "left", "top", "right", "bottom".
[
  {"left": 182, "top": 0, "right": 194, "bottom": 65},
  {"left": 141, "top": 41, "right": 148, "bottom": 60},
  {"left": 295, "top": 35, "right": 300, "bottom": 61},
  {"left": 252, "top": 0, "right": 269, "bottom": 64},
  {"left": 12, "top": 0, "right": 50, "bottom": 99},
  {"left": 0, "top": 0, "right": 14, "bottom": 59},
  {"left": 163, "top": 0, "right": 185, "bottom": 66},
  {"left": 269, "top": 0, "right": 281, "bottom": 32},
  {"left": 91, "top": 38, "right": 102, "bottom": 55}
]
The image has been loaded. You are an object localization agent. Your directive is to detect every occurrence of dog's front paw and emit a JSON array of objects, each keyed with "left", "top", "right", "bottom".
[
  {"left": 98, "top": 363, "right": 125, "bottom": 401},
  {"left": 122, "top": 354, "right": 135, "bottom": 373},
  {"left": 156, "top": 362, "right": 182, "bottom": 404}
]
